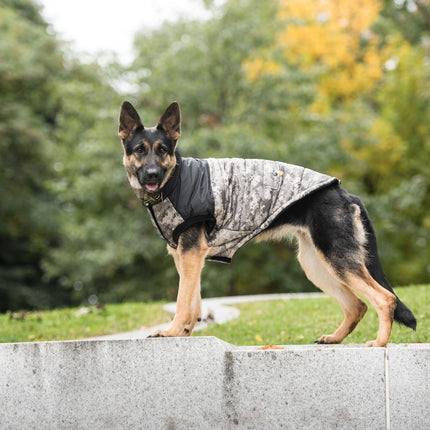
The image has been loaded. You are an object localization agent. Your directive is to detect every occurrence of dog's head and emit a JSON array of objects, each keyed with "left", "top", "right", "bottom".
[{"left": 118, "top": 101, "right": 180, "bottom": 199}]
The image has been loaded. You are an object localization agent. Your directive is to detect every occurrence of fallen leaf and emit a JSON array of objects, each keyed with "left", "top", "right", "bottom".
[
  {"left": 254, "top": 334, "right": 263, "bottom": 342},
  {"left": 257, "top": 345, "right": 284, "bottom": 350}
]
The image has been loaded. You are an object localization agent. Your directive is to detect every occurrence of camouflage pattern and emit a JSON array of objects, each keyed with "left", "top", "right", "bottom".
[
  {"left": 147, "top": 198, "right": 185, "bottom": 248},
  {"left": 146, "top": 157, "right": 339, "bottom": 262},
  {"left": 205, "top": 158, "right": 338, "bottom": 261}
]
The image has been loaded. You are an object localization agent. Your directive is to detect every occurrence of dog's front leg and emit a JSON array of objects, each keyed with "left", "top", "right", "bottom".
[{"left": 149, "top": 225, "right": 208, "bottom": 338}]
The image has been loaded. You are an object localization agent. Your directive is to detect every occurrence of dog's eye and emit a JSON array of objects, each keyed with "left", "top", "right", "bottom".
[
  {"left": 135, "top": 146, "right": 146, "bottom": 154},
  {"left": 158, "top": 147, "right": 167, "bottom": 155}
]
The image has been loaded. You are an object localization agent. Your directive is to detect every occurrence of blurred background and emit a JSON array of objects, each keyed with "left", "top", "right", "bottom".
[{"left": 1, "top": 0, "right": 429, "bottom": 312}]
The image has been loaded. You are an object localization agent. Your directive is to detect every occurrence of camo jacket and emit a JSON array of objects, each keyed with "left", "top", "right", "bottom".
[{"left": 143, "top": 156, "right": 339, "bottom": 263}]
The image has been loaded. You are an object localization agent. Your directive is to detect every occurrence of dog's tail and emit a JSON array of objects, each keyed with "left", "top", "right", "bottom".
[{"left": 357, "top": 200, "right": 417, "bottom": 331}]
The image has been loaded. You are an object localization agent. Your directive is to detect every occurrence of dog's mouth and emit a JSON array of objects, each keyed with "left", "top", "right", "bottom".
[
  {"left": 145, "top": 183, "right": 160, "bottom": 192},
  {"left": 136, "top": 166, "right": 165, "bottom": 193}
]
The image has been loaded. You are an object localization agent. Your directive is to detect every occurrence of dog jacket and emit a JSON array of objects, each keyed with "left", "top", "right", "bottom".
[{"left": 143, "top": 156, "right": 339, "bottom": 263}]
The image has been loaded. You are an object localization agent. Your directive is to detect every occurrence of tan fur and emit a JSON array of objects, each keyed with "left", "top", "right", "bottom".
[
  {"left": 120, "top": 101, "right": 404, "bottom": 346},
  {"left": 238, "top": 213, "right": 395, "bottom": 347},
  {"left": 122, "top": 141, "right": 150, "bottom": 178},
  {"left": 343, "top": 272, "right": 396, "bottom": 347},
  {"left": 147, "top": 193, "right": 396, "bottom": 346},
  {"left": 254, "top": 224, "right": 305, "bottom": 243},
  {"left": 158, "top": 154, "right": 177, "bottom": 189},
  {"left": 149, "top": 231, "right": 209, "bottom": 337},
  {"left": 296, "top": 230, "right": 369, "bottom": 344},
  {"left": 122, "top": 140, "right": 177, "bottom": 201},
  {"left": 351, "top": 203, "right": 368, "bottom": 265}
]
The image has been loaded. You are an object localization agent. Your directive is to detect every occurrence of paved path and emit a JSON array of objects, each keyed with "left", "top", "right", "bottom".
[{"left": 93, "top": 292, "right": 325, "bottom": 340}]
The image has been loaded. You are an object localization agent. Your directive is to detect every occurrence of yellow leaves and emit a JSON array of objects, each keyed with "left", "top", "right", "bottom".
[
  {"left": 276, "top": 0, "right": 385, "bottom": 106},
  {"left": 242, "top": 58, "right": 281, "bottom": 82},
  {"left": 254, "top": 333, "right": 263, "bottom": 342},
  {"left": 243, "top": 0, "right": 392, "bottom": 109}
]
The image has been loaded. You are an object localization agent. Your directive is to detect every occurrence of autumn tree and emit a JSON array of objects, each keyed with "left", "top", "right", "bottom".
[
  {"left": 2, "top": 0, "right": 429, "bottom": 311},
  {"left": 243, "top": 0, "right": 430, "bottom": 284}
]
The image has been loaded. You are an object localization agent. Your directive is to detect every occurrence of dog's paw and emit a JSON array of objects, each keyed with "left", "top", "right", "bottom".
[
  {"left": 147, "top": 325, "right": 192, "bottom": 338},
  {"left": 365, "top": 340, "right": 387, "bottom": 347},
  {"left": 147, "top": 331, "right": 165, "bottom": 338},
  {"left": 314, "top": 334, "right": 341, "bottom": 344}
]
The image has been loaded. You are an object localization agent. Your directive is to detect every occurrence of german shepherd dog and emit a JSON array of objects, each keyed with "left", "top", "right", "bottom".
[{"left": 119, "top": 101, "right": 416, "bottom": 347}]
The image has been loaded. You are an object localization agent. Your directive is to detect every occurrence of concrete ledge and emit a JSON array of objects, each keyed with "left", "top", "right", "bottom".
[{"left": 0, "top": 338, "right": 429, "bottom": 429}]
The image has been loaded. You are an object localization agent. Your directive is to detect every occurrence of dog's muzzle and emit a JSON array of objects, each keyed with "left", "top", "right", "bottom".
[{"left": 138, "top": 167, "right": 163, "bottom": 193}]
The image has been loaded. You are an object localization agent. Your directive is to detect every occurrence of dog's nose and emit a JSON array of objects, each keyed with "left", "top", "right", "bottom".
[{"left": 145, "top": 168, "right": 161, "bottom": 181}]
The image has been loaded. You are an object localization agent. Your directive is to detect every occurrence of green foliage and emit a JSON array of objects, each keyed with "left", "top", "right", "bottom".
[
  {"left": 379, "top": 0, "right": 430, "bottom": 45},
  {"left": 131, "top": 0, "right": 280, "bottom": 127},
  {"left": 0, "top": 0, "right": 64, "bottom": 310},
  {"left": 1, "top": 0, "right": 430, "bottom": 311}
]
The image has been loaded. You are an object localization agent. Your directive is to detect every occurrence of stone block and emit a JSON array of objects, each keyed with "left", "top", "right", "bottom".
[
  {"left": 1, "top": 338, "right": 429, "bottom": 429},
  {"left": 388, "top": 343, "right": 430, "bottom": 429},
  {"left": 225, "top": 345, "right": 387, "bottom": 429},
  {"left": 0, "top": 337, "right": 230, "bottom": 430}
]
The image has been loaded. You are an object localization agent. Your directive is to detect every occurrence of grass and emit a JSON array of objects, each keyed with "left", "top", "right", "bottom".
[
  {"left": 0, "top": 285, "right": 428, "bottom": 345},
  {"left": 196, "top": 285, "right": 430, "bottom": 346},
  {"left": 0, "top": 302, "right": 170, "bottom": 343}
]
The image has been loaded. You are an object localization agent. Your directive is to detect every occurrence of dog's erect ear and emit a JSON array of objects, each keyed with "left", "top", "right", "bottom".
[
  {"left": 119, "top": 101, "right": 143, "bottom": 141},
  {"left": 157, "top": 102, "right": 181, "bottom": 141}
]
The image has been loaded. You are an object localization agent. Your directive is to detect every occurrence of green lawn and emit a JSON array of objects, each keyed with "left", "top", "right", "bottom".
[
  {"left": 196, "top": 284, "right": 429, "bottom": 346},
  {"left": 0, "top": 302, "right": 170, "bottom": 343},
  {"left": 0, "top": 285, "right": 428, "bottom": 345}
]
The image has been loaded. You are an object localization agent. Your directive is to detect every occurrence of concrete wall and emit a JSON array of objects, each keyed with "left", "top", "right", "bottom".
[{"left": 0, "top": 338, "right": 428, "bottom": 429}]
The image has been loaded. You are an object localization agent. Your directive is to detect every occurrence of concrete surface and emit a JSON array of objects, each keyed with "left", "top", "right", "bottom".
[
  {"left": 1, "top": 337, "right": 429, "bottom": 429},
  {"left": 388, "top": 343, "right": 430, "bottom": 429}
]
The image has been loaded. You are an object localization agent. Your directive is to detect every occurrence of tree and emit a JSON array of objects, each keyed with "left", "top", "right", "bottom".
[
  {"left": 3, "top": 0, "right": 429, "bottom": 312},
  {"left": 266, "top": 0, "right": 430, "bottom": 285},
  {"left": 127, "top": 0, "right": 328, "bottom": 297},
  {"left": 123, "top": 0, "right": 430, "bottom": 296},
  {"left": 0, "top": 0, "right": 66, "bottom": 310}
]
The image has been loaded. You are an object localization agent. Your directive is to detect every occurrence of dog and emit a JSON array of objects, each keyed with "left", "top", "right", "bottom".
[{"left": 118, "top": 101, "right": 416, "bottom": 347}]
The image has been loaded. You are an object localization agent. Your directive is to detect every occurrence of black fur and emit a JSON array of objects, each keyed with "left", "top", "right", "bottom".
[
  {"left": 266, "top": 184, "right": 416, "bottom": 330},
  {"left": 120, "top": 100, "right": 417, "bottom": 343},
  {"left": 357, "top": 199, "right": 417, "bottom": 330},
  {"left": 125, "top": 128, "right": 177, "bottom": 157},
  {"left": 179, "top": 223, "right": 205, "bottom": 253}
]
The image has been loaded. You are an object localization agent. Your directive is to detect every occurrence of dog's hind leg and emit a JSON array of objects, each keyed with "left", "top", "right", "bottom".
[
  {"left": 310, "top": 199, "right": 396, "bottom": 347},
  {"left": 341, "top": 271, "right": 396, "bottom": 347},
  {"left": 149, "top": 224, "right": 208, "bottom": 338},
  {"left": 297, "top": 232, "right": 368, "bottom": 344}
]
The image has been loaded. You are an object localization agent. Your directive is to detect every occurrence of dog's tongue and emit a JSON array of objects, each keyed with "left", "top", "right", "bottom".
[{"left": 146, "top": 184, "right": 159, "bottom": 192}]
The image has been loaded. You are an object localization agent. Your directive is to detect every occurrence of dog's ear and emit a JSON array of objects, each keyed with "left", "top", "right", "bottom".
[
  {"left": 119, "top": 101, "right": 143, "bottom": 141},
  {"left": 157, "top": 102, "right": 181, "bottom": 141}
]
